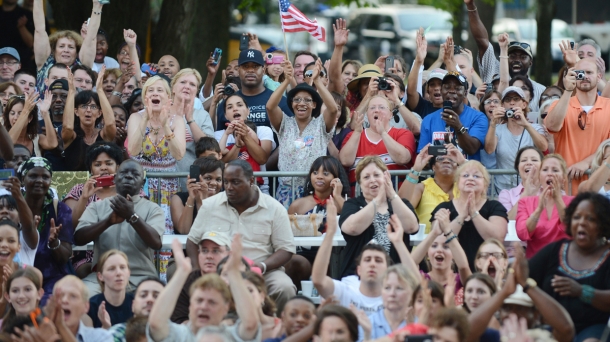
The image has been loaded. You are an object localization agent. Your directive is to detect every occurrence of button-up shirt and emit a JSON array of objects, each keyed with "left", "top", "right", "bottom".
[{"left": 188, "top": 188, "right": 295, "bottom": 262}]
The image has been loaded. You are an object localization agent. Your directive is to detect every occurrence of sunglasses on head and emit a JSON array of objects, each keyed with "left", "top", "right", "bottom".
[
  {"left": 578, "top": 110, "right": 587, "bottom": 130},
  {"left": 509, "top": 41, "right": 531, "bottom": 50}
]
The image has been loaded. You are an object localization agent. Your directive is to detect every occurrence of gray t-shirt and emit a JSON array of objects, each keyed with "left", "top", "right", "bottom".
[
  {"left": 493, "top": 123, "right": 546, "bottom": 192},
  {"left": 146, "top": 320, "right": 260, "bottom": 342}
]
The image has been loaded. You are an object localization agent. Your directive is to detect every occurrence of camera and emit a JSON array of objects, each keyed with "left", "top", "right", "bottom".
[
  {"left": 505, "top": 109, "right": 515, "bottom": 119},
  {"left": 428, "top": 146, "right": 447, "bottom": 156},
  {"left": 454, "top": 45, "right": 462, "bottom": 55},
  {"left": 377, "top": 77, "right": 390, "bottom": 91},
  {"left": 96, "top": 175, "right": 115, "bottom": 188},
  {"left": 223, "top": 85, "right": 235, "bottom": 96},
  {"left": 574, "top": 70, "right": 585, "bottom": 80}
]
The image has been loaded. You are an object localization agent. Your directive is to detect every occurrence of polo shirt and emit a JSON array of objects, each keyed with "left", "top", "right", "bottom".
[
  {"left": 546, "top": 95, "right": 610, "bottom": 192},
  {"left": 417, "top": 106, "right": 489, "bottom": 161},
  {"left": 76, "top": 195, "right": 166, "bottom": 285},
  {"left": 188, "top": 188, "right": 296, "bottom": 263}
]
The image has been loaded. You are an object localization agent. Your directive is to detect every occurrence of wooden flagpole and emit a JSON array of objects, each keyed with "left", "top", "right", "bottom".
[{"left": 278, "top": 0, "right": 291, "bottom": 62}]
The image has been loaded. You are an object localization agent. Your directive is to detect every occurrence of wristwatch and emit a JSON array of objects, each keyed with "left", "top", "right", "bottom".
[
  {"left": 523, "top": 278, "right": 537, "bottom": 293},
  {"left": 129, "top": 213, "right": 140, "bottom": 224},
  {"left": 458, "top": 126, "right": 468, "bottom": 135}
]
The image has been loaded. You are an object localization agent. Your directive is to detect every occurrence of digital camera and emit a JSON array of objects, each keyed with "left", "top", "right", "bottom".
[
  {"left": 505, "top": 109, "right": 515, "bottom": 119},
  {"left": 377, "top": 77, "right": 390, "bottom": 91},
  {"left": 574, "top": 70, "right": 585, "bottom": 80}
]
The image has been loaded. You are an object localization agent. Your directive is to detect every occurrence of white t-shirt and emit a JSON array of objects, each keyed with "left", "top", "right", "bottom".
[
  {"left": 92, "top": 57, "right": 120, "bottom": 73},
  {"left": 331, "top": 279, "right": 383, "bottom": 315},
  {"left": 17, "top": 230, "right": 38, "bottom": 266},
  {"left": 582, "top": 105, "right": 594, "bottom": 114}
]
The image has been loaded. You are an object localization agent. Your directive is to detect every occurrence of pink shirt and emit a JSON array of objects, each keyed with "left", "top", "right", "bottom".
[
  {"left": 498, "top": 184, "right": 524, "bottom": 212},
  {"left": 516, "top": 195, "right": 574, "bottom": 258}
]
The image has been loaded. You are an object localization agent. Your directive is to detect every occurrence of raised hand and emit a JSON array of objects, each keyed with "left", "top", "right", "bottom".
[
  {"left": 511, "top": 242, "right": 529, "bottom": 286},
  {"left": 350, "top": 305, "right": 372, "bottom": 341},
  {"left": 434, "top": 208, "right": 452, "bottom": 234},
  {"left": 512, "top": 108, "right": 528, "bottom": 127},
  {"left": 207, "top": 50, "right": 221, "bottom": 75},
  {"left": 563, "top": 67, "right": 577, "bottom": 92},
  {"left": 522, "top": 165, "right": 539, "bottom": 197},
  {"left": 414, "top": 144, "right": 434, "bottom": 171},
  {"left": 559, "top": 40, "right": 579, "bottom": 67},
  {"left": 123, "top": 29, "right": 137, "bottom": 46},
  {"left": 186, "top": 177, "right": 202, "bottom": 201},
  {"left": 373, "top": 56, "right": 388, "bottom": 72},
  {"left": 159, "top": 102, "right": 171, "bottom": 127},
  {"left": 82, "top": 176, "right": 104, "bottom": 199},
  {"left": 311, "top": 58, "right": 323, "bottom": 81},
  {"left": 95, "top": 65, "right": 106, "bottom": 93},
  {"left": 98, "top": 301, "right": 112, "bottom": 328},
  {"left": 415, "top": 27, "right": 427, "bottom": 63},
  {"left": 226, "top": 234, "right": 243, "bottom": 272},
  {"left": 282, "top": 60, "right": 294, "bottom": 80},
  {"left": 353, "top": 111, "right": 365, "bottom": 133},
  {"left": 22, "top": 91, "right": 40, "bottom": 113},
  {"left": 446, "top": 143, "right": 466, "bottom": 165},
  {"left": 245, "top": 33, "right": 263, "bottom": 52},
  {"left": 491, "top": 106, "right": 506, "bottom": 125},
  {"left": 172, "top": 237, "right": 192, "bottom": 273},
  {"left": 386, "top": 214, "right": 404, "bottom": 244},
  {"left": 80, "top": 21, "right": 88, "bottom": 39},
  {"left": 383, "top": 171, "right": 396, "bottom": 200},
  {"left": 2, "top": 177, "right": 24, "bottom": 200},
  {"left": 39, "top": 90, "right": 53, "bottom": 114},
  {"left": 330, "top": 178, "right": 343, "bottom": 198},
  {"left": 333, "top": 18, "right": 349, "bottom": 47},
  {"left": 443, "top": 36, "right": 455, "bottom": 64},
  {"left": 48, "top": 218, "right": 62, "bottom": 248},
  {"left": 498, "top": 32, "right": 509, "bottom": 50},
  {"left": 325, "top": 196, "right": 338, "bottom": 236},
  {"left": 67, "top": 67, "right": 76, "bottom": 92}
]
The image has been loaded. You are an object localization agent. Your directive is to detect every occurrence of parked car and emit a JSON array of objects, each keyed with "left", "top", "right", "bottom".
[
  {"left": 492, "top": 18, "right": 574, "bottom": 70},
  {"left": 344, "top": 5, "right": 454, "bottom": 65}
]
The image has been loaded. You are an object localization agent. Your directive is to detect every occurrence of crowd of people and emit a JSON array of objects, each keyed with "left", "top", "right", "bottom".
[{"left": 0, "top": 0, "right": 609, "bottom": 341}]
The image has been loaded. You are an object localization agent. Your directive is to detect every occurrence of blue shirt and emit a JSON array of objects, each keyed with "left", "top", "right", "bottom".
[
  {"left": 357, "top": 309, "right": 407, "bottom": 342},
  {"left": 417, "top": 106, "right": 489, "bottom": 161}
]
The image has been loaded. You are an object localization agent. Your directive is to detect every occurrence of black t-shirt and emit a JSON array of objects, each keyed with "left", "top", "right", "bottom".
[
  {"left": 39, "top": 120, "right": 67, "bottom": 171},
  {"left": 408, "top": 94, "right": 440, "bottom": 119},
  {"left": 338, "top": 196, "right": 418, "bottom": 278},
  {"left": 63, "top": 133, "right": 104, "bottom": 171},
  {"left": 529, "top": 239, "right": 610, "bottom": 333},
  {"left": 88, "top": 292, "right": 134, "bottom": 328},
  {"left": 0, "top": 6, "right": 35, "bottom": 71},
  {"left": 215, "top": 88, "right": 294, "bottom": 130},
  {"left": 430, "top": 200, "right": 508, "bottom": 272}
]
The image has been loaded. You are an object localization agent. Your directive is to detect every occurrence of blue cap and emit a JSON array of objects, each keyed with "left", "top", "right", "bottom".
[
  {"left": 238, "top": 49, "right": 265, "bottom": 66},
  {"left": 0, "top": 47, "right": 20, "bottom": 62}
]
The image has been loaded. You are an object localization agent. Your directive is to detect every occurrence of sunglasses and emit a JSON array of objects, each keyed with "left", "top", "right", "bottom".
[
  {"left": 304, "top": 69, "right": 327, "bottom": 78},
  {"left": 509, "top": 41, "right": 531, "bottom": 50},
  {"left": 578, "top": 110, "right": 587, "bottom": 130}
]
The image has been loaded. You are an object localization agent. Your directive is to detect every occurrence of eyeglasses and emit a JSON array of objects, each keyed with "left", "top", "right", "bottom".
[
  {"left": 0, "top": 61, "right": 19, "bottom": 67},
  {"left": 75, "top": 78, "right": 93, "bottom": 85},
  {"left": 435, "top": 156, "right": 455, "bottom": 164},
  {"left": 483, "top": 99, "right": 499, "bottom": 105},
  {"left": 503, "top": 96, "right": 522, "bottom": 103},
  {"left": 477, "top": 252, "right": 506, "bottom": 259},
  {"left": 293, "top": 97, "right": 313, "bottom": 104},
  {"left": 79, "top": 104, "right": 99, "bottom": 110},
  {"left": 368, "top": 105, "right": 389, "bottom": 111},
  {"left": 540, "top": 94, "right": 560, "bottom": 102},
  {"left": 540, "top": 112, "right": 548, "bottom": 120},
  {"left": 578, "top": 110, "right": 587, "bottom": 130},
  {"left": 119, "top": 50, "right": 129, "bottom": 56},
  {"left": 441, "top": 84, "right": 465, "bottom": 92}
]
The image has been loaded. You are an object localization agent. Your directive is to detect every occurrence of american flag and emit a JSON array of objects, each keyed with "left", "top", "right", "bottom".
[{"left": 279, "top": 0, "right": 326, "bottom": 42}]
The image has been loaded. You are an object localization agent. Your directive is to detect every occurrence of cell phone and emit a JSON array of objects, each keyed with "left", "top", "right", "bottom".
[
  {"left": 239, "top": 35, "right": 249, "bottom": 51},
  {"left": 443, "top": 100, "right": 453, "bottom": 111},
  {"left": 212, "top": 48, "right": 222, "bottom": 66},
  {"left": 141, "top": 64, "right": 157, "bottom": 76},
  {"left": 404, "top": 335, "right": 433, "bottom": 342},
  {"left": 96, "top": 175, "right": 115, "bottom": 188},
  {"left": 485, "top": 82, "right": 493, "bottom": 91},
  {"left": 0, "top": 169, "right": 15, "bottom": 180},
  {"left": 428, "top": 146, "right": 447, "bottom": 156},
  {"left": 189, "top": 165, "right": 200, "bottom": 181},
  {"left": 385, "top": 56, "right": 395, "bottom": 73},
  {"left": 98, "top": 0, "right": 110, "bottom": 4},
  {"left": 570, "top": 41, "right": 575, "bottom": 50},
  {"left": 454, "top": 45, "right": 462, "bottom": 55}
]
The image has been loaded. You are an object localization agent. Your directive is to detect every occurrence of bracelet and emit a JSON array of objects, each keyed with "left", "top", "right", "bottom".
[
  {"left": 443, "top": 230, "right": 453, "bottom": 237},
  {"left": 260, "top": 262, "right": 267, "bottom": 275},
  {"left": 186, "top": 202, "right": 194, "bottom": 208},
  {"left": 410, "top": 169, "right": 422, "bottom": 176},
  {"left": 93, "top": 11, "right": 102, "bottom": 15},
  {"left": 445, "top": 235, "right": 458, "bottom": 244},
  {"left": 112, "top": 91, "right": 122, "bottom": 97},
  {"left": 580, "top": 285, "right": 595, "bottom": 304},
  {"left": 186, "top": 120, "right": 195, "bottom": 125},
  {"left": 467, "top": 6, "right": 477, "bottom": 11},
  {"left": 499, "top": 56, "right": 509, "bottom": 59},
  {"left": 406, "top": 175, "right": 418, "bottom": 184},
  {"left": 48, "top": 239, "right": 61, "bottom": 250},
  {"left": 390, "top": 194, "right": 398, "bottom": 201},
  {"left": 471, "top": 211, "right": 480, "bottom": 220}
]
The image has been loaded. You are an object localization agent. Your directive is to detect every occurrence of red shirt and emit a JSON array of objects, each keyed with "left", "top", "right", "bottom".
[{"left": 342, "top": 128, "right": 416, "bottom": 184}]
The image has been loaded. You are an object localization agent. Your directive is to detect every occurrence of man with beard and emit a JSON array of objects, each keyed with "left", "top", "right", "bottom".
[
  {"left": 466, "top": 0, "right": 545, "bottom": 112},
  {"left": 418, "top": 71, "right": 488, "bottom": 161},
  {"left": 545, "top": 58, "right": 610, "bottom": 192},
  {"left": 213, "top": 49, "right": 293, "bottom": 130},
  {"left": 74, "top": 159, "right": 166, "bottom": 297},
  {"left": 109, "top": 276, "right": 166, "bottom": 342}
]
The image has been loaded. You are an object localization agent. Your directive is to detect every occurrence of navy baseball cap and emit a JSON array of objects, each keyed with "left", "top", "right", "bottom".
[
  {"left": 442, "top": 71, "right": 469, "bottom": 90},
  {"left": 238, "top": 49, "right": 265, "bottom": 66},
  {"left": 0, "top": 47, "right": 20, "bottom": 62},
  {"left": 49, "top": 79, "right": 69, "bottom": 91}
]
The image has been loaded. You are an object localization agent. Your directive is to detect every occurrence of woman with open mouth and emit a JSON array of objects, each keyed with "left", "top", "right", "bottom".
[
  {"left": 474, "top": 239, "right": 509, "bottom": 289},
  {"left": 484, "top": 86, "right": 548, "bottom": 195},
  {"left": 62, "top": 66, "right": 116, "bottom": 171},
  {"left": 266, "top": 59, "right": 338, "bottom": 208},
  {"left": 127, "top": 75, "right": 186, "bottom": 236},
  {"left": 516, "top": 154, "right": 574, "bottom": 258},
  {"left": 498, "top": 146, "right": 544, "bottom": 220}
]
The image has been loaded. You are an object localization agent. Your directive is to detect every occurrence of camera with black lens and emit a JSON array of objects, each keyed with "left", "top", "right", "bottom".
[
  {"left": 504, "top": 109, "right": 515, "bottom": 119},
  {"left": 574, "top": 70, "right": 585, "bottom": 80},
  {"left": 377, "top": 77, "right": 390, "bottom": 91},
  {"left": 223, "top": 85, "right": 235, "bottom": 96}
]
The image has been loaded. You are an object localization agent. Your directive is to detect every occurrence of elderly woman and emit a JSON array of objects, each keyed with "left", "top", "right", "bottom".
[
  {"left": 0, "top": 82, "right": 22, "bottom": 108},
  {"left": 340, "top": 93, "right": 416, "bottom": 191},
  {"left": 266, "top": 59, "right": 338, "bottom": 208},
  {"left": 127, "top": 76, "right": 186, "bottom": 234},
  {"left": 484, "top": 86, "right": 548, "bottom": 194},
  {"left": 516, "top": 154, "right": 574, "bottom": 258},
  {"left": 63, "top": 66, "right": 116, "bottom": 171},
  {"left": 498, "top": 146, "right": 544, "bottom": 220},
  {"left": 33, "top": 0, "right": 100, "bottom": 93},
  {"left": 578, "top": 139, "right": 610, "bottom": 198},
  {"left": 171, "top": 68, "right": 215, "bottom": 182},
  {"left": 5, "top": 92, "right": 57, "bottom": 157},
  {"left": 19, "top": 157, "right": 73, "bottom": 305},
  {"left": 339, "top": 155, "right": 420, "bottom": 278},
  {"left": 430, "top": 160, "right": 508, "bottom": 271},
  {"left": 529, "top": 192, "right": 610, "bottom": 342},
  {"left": 398, "top": 143, "right": 464, "bottom": 233}
]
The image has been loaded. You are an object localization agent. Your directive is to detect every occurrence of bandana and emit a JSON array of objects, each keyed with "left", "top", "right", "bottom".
[{"left": 18, "top": 157, "right": 53, "bottom": 179}]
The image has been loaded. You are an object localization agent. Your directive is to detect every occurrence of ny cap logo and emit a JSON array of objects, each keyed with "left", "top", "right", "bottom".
[{"left": 247, "top": 51, "right": 254, "bottom": 58}]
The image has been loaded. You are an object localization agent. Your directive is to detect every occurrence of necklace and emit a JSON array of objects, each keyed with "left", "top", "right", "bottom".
[{"left": 149, "top": 125, "right": 160, "bottom": 135}]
